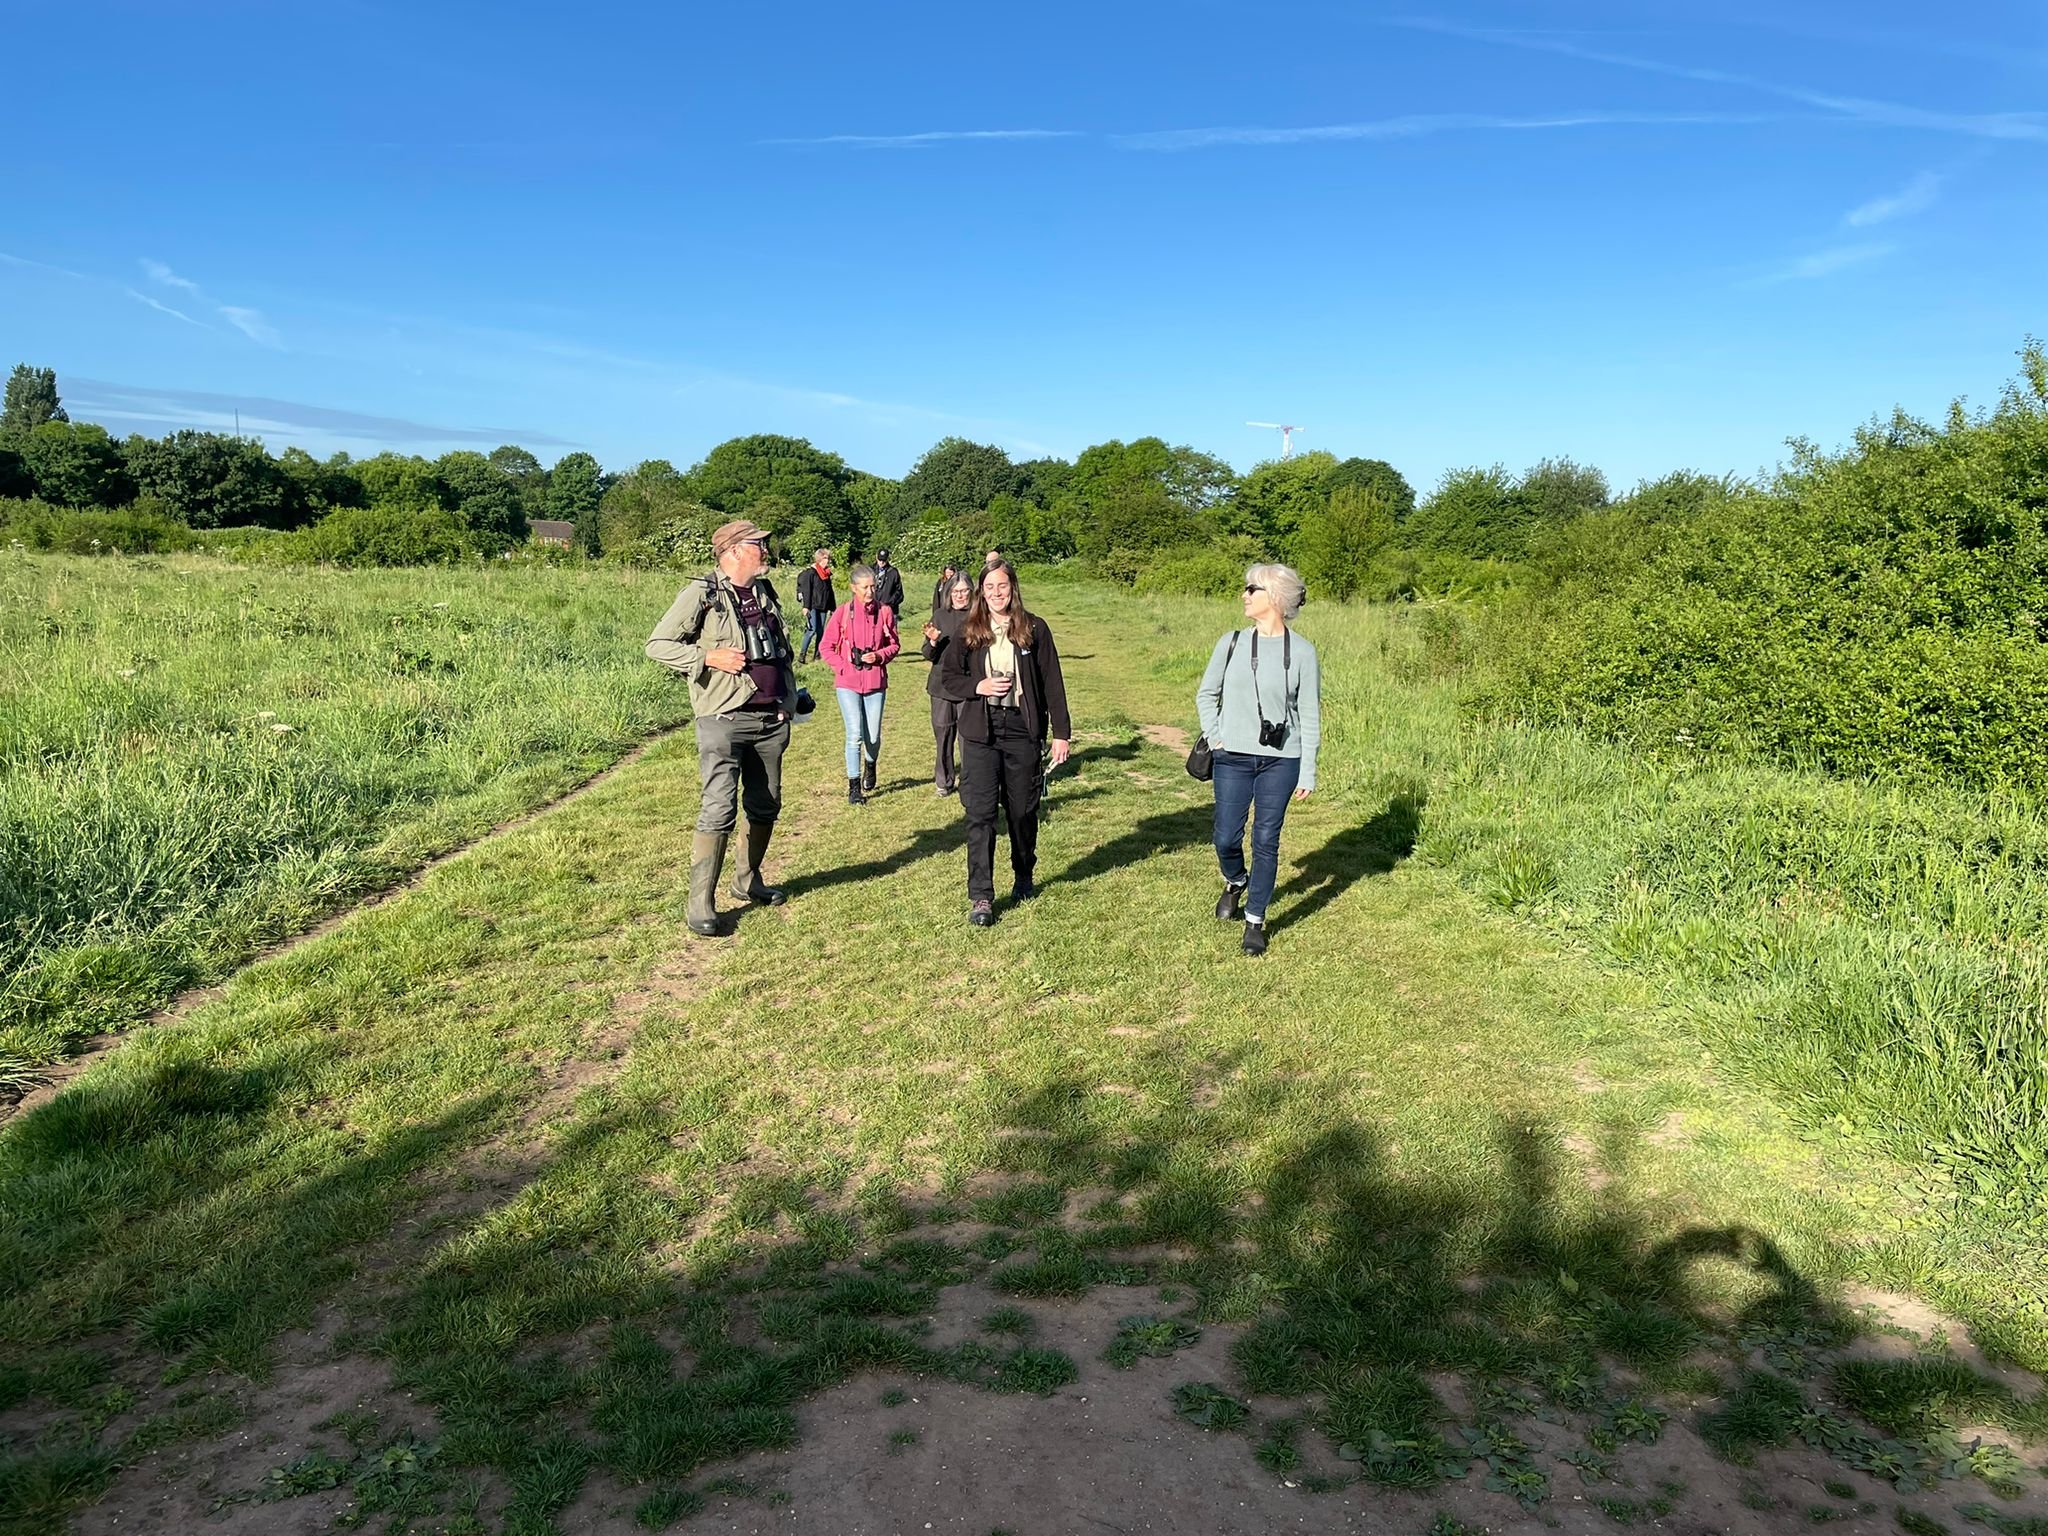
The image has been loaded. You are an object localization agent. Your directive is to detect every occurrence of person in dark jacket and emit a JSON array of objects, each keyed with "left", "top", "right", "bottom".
[
  {"left": 795, "top": 549, "right": 835, "bottom": 663},
  {"left": 930, "top": 563, "right": 960, "bottom": 622},
  {"left": 871, "top": 549, "right": 906, "bottom": 615},
  {"left": 921, "top": 570, "right": 974, "bottom": 796},
  {"left": 936, "top": 560, "right": 1072, "bottom": 925}
]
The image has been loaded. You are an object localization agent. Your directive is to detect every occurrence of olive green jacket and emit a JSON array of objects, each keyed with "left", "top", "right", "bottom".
[{"left": 645, "top": 574, "right": 796, "bottom": 719}]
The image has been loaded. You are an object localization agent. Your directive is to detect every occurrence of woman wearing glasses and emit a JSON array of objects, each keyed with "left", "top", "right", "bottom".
[{"left": 1195, "top": 564, "right": 1321, "bottom": 955}]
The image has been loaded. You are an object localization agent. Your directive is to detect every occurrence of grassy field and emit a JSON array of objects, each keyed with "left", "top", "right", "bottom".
[
  {"left": 0, "top": 552, "right": 692, "bottom": 1093},
  {"left": 2, "top": 570, "right": 2046, "bottom": 1534}
]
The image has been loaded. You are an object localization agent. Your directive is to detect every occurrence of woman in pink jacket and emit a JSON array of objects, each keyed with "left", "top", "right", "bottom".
[{"left": 821, "top": 563, "right": 901, "bottom": 804}]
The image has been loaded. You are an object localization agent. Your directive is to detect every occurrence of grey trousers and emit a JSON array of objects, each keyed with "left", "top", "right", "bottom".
[
  {"left": 694, "top": 710, "right": 791, "bottom": 834},
  {"left": 931, "top": 694, "right": 965, "bottom": 791}
]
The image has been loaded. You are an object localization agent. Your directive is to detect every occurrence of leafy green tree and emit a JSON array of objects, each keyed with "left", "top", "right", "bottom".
[
  {"left": 299, "top": 504, "right": 472, "bottom": 566},
  {"left": 16, "top": 422, "right": 132, "bottom": 507},
  {"left": 1519, "top": 457, "right": 1609, "bottom": 527},
  {"left": 683, "top": 435, "right": 853, "bottom": 538},
  {"left": 596, "top": 460, "right": 716, "bottom": 560},
  {"left": 1162, "top": 444, "right": 1238, "bottom": 515},
  {"left": 432, "top": 450, "right": 527, "bottom": 550},
  {"left": 1297, "top": 486, "right": 1396, "bottom": 600},
  {"left": 0, "top": 442, "right": 30, "bottom": 499},
  {"left": 2, "top": 365, "right": 66, "bottom": 431},
  {"left": 745, "top": 492, "right": 798, "bottom": 538},
  {"left": 489, "top": 444, "right": 548, "bottom": 523},
  {"left": 124, "top": 430, "right": 307, "bottom": 528},
  {"left": 277, "top": 447, "right": 366, "bottom": 513},
  {"left": 354, "top": 453, "right": 441, "bottom": 511},
  {"left": 546, "top": 451, "right": 604, "bottom": 529},
  {"left": 890, "top": 438, "right": 1021, "bottom": 523},
  {"left": 1326, "top": 457, "right": 1416, "bottom": 521},
  {"left": 844, "top": 471, "right": 899, "bottom": 550},
  {"left": 1404, "top": 465, "right": 1524, "bottom": 558},
  {"left": 1016, "top": 456, "right": 1073, "bottom": 506},
  {"left": 1230, "top": 451, "right": 1337, "bottom": 545}
]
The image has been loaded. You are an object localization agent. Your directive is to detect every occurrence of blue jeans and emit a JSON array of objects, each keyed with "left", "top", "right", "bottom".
[
  {"left": 836, "top": 687, "right": 885, "bottom": 777},
  {"left": 802, "top": 608, "right": 829, "bottom": 659},
  {"left": 1212, "top": 750, "right": 1300, "bottom": 922}
]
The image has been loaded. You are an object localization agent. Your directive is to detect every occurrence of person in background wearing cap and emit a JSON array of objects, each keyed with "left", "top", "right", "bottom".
[
  {"left": 871, "top": 548, "right": 906, "bottom": 616},
  {"left": 646, "top": 519, "right": 801, "bottom": 937},
  {"left": 795, "top": 547, "right": 835, "bottom": 664}
]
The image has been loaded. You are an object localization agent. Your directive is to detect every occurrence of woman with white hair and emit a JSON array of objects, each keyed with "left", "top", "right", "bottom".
[{"left": 1194, "top": 563, "right": 1322, "bottom": 955}]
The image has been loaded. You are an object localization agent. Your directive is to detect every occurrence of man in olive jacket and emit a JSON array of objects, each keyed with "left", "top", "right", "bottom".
[{"left": 646, "top": 519, "right": 799, "bottom": 936}]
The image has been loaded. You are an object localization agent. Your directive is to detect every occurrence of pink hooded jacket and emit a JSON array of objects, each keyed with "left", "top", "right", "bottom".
[{"left": 820, "top": 600, "right": 900, "bottom": 693}]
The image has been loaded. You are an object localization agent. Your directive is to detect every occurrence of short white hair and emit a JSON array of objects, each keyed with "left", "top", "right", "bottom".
[
  {"left": 849, "top": 563, "right": 876, "bottom": 585},
  {"left": 1246, "top": 563, "right": 1306, "bottom": 620}
]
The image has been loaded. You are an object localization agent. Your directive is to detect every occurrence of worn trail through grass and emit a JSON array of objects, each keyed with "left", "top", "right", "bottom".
[{"left": 3, "top": 580, "right": 2045, "bottom": 1536}]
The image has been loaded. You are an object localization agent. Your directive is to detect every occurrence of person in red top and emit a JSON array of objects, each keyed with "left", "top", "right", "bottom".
[{"left": 820, "top": 563, "right": 901, "bottom": 803}]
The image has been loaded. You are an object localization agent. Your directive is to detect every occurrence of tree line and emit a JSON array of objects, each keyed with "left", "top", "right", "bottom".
[{"left": 1, "top": 362, "right": 1613, "bottom": 594}]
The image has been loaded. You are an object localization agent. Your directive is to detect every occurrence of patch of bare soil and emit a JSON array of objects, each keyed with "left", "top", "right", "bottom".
[
  {"left": 540, "top": 1280, "right": 2048, "bottom": 1536},
  {"left": 1843, "top": 1286, "right": 2047, "bottom": 1396},
  {"left": 1138, "top": 722, "right": 1190, "bottom": 756},
  {"left": 69, "top": 1310, "right": 430, "bottom": 1536}
]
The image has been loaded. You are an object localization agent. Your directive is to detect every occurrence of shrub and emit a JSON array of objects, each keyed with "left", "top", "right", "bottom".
[
  {"left": 1134, "top": 538, "right": 1262, "bottom": 599},
  {"left": 0, "top": 498, "right": 196, "bottom": 554},
  {"left": 296, "top": 503, "right": 473, "bottom": 567}
]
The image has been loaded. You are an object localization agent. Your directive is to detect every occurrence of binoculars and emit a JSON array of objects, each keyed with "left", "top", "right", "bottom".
[{"left": 1257, "top": 718, "right": 1289, "bottom": 749}]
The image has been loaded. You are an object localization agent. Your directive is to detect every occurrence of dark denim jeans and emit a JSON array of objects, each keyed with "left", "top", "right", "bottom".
[{"left": 1212, "top": 749, "right": 1300, "bottom": 922}]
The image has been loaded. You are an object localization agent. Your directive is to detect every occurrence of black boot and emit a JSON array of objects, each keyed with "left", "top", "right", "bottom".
[
  {"left": 1241, "top": 919, "right": 1268, "bottom": 957},
  {"left": 862, "top": 754, "right": 878, "bottom": 794},
  {"left": 848, "top": 776, "right": 865, "bottom": 805},
  {"left": 1215, "top": 883, "right": 1245, "bottom": 921}
]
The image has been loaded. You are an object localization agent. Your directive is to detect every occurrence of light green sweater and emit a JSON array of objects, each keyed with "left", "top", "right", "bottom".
[{"left": 1195, "top": 626, "right": 1322, "bottom": 791}]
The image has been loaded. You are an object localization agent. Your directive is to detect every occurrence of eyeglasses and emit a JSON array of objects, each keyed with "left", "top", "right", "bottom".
[{"left": 1243, "top": 584, "right": 1264, "bottom": 595}]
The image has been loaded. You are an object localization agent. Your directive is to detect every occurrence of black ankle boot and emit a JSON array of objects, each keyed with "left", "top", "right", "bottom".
[
  {"left": 1241, "top": 919, "right": 1268, "bottom": 956},
  {"left": 1215, "top": 884, "right": 1245, "bottom": 921},
  {"left": 848, "top": 776, "right": 865, "bottom": 805},
  {"left": 862, "top": 756, "right": 878, "bottom": 793}
]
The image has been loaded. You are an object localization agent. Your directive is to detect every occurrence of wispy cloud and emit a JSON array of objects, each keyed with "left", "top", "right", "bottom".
[
  {"left": 68, "top": 378, "right": 576, "bottom": 448},
  {"left": 762, "top": 128, "right": 1081, "bottom": 149},
  {"left": 1117, "top": 110, "right": 1774, "bottom": 151},
  {"left": 125, "top": 288, "right": 203, "bottom": 326},
  {"left": 0, "top": 250, "right": 92, "bottom": 280},
  {"left": 1844, "top": 170, "right": 1942, "bottom": 226},
  {"left": 1750, "top": 242, "right": 1896, "bottom": 284},
  {"left": 141, "top": 259, "right": 286, "bottom": 349},
  {"left": 1389, "top": 18, "right": 2048, "bottom": 142}
]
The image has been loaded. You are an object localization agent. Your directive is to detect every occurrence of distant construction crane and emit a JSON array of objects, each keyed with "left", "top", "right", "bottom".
[{"left": 1247, "top": 421, "right": 1305, "bottom": 459}]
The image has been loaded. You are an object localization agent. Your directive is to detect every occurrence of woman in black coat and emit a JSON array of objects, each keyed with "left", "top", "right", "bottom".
[
  {"left": 921, "top": 569, "right": 975, "bottom": 796},
  {"left": 936, "top": 561, "right": 1072, "bottom": 926}
]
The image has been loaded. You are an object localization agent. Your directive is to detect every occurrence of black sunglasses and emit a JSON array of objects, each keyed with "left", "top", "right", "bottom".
[{"left": 1243, "top": 584, "right": 1264, "bottom": 595}]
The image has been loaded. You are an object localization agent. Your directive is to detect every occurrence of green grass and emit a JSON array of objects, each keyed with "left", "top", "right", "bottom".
[
  {"left": 3, "top": 570, "right": 2048, "bottom": 1533},
  {"left": 0, "top": 551, "right": 692, "bottom": 1091}
]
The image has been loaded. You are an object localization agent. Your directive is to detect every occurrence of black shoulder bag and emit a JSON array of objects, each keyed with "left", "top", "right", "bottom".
[{"left": 1184, "top": 632, "right": 1241, "bottom": 781}]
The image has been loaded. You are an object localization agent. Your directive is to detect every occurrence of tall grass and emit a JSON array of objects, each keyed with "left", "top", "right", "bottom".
[
  {"left": 0, "top": 551, "right": 692, "bottom": 1089},
  {"left": 1120, "top": 589, "right": 2048, "bottom": 1203}
]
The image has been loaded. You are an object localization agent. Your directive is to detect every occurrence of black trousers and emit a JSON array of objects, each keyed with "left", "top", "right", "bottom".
[
  {"left": 931, "top": 694, "right": 964, "bottom": 791},
  {"left": 961, "top": 707, "right": 1041, "bottom": 901}
]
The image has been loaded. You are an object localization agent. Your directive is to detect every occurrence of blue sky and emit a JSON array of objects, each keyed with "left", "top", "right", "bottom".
[{"left": 3, "top": 0, "right": 2042, "bottom": 492}]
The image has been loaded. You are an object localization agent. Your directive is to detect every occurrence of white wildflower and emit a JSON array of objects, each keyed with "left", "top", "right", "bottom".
[
  {"left": 271, "top": 722, "right": 296, "bottom": 734},
  {"left": 117, "top": 668, "right": 138, "bottom": 678},
  {"left": 256, "top": 710, "right": 277, "bottom": 720}
]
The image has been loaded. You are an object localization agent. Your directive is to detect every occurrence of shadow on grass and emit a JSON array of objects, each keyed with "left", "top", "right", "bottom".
[
  {"left": 1050, "top": 804, "right": 1215, "bottom": 888},
  {"left": 6, "top": 1036, "right": 2042, "bottom": 1534},
  {"left": 1271, "top": 789, "right": 1424, "bottom": 933}
]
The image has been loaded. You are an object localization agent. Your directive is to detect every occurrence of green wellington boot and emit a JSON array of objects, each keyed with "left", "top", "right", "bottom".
[
  {"left": 726, "top": 820, "right": 787, "bottom": 907},
  {"left": 687, "top": 832, "right": 729, "bottom": 937}
]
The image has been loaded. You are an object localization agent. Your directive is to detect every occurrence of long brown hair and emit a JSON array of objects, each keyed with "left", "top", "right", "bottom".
[{"left": 961, "top": 560, "right": 1036, "bottom": 650}]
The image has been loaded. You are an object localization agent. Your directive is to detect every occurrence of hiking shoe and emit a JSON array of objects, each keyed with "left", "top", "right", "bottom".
[
  {"left": 1241, "top": 919, "right": 1268, "bottom": 956},
  {"left": 847, "top": 776, "right": 865, "bottom": 805},
  {"left": 969, "top": 899, "right": 996, "bottom": 927},
  {"left": 1011, "top": 879, "right": 1036, "bottom": 903},
  {"left": 1215, "top": 884, "right": 1245, "bottom": 921}
]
